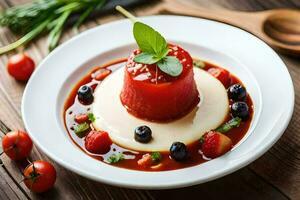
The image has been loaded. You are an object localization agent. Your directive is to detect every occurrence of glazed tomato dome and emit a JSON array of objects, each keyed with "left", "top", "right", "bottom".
[{"left": 120, "top": 44, "right": 200, "bottom": 122}]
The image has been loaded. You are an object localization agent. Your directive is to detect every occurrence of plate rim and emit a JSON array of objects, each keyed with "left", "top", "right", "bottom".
[{"left": 21, "top": 15, "right": 295, "bottom": 189}]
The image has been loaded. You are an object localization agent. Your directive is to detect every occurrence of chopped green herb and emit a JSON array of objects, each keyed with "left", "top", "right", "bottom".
[
  {"left": 193, "top": 60, "right": 206, "bottom": 69},
  {"left": 107, "top": 153, "right": 124, "bottom": 164},
  {"left": 87, "top": 113, "right": 96, "bottom": 122},
  {"left": 116, "top": 6, "right": 183, "bottom": 77},
  {"left": 151, "top": 152, "right": 162, "bottom": 163},
  {"left": 74, "top": 122, "right": 90, "bottom": 138},
  {"left": 216, "top": 117, "right": 242, "bottom": 133}
]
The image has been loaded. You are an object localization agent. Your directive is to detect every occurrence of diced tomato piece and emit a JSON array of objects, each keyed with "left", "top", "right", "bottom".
[
  {"left": 207, "top": 67, "right": 230, "bottom": 88},
  {"left": 137, "top": 154, "right": 153, "bottom": 167},
  {"left": 75, "top": 114, "right": 89, "bottom": 124},
  {"left": 94, "top": 69, "right": 112, "bottom": 81}
]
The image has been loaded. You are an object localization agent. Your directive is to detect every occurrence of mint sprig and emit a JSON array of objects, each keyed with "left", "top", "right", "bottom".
[{"left": 116, "top": 6, "right": 183, "bottom": 77}]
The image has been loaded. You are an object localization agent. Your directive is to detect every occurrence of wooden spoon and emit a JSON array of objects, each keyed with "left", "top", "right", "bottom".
[{"left": 145, "top": 0, "right": 300, "bottom": 56}]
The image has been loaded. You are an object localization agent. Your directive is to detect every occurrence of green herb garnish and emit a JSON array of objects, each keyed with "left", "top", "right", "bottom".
[
  {"left": 215, "top": 117, "right": 242, "bottom": 133},
  {"left": 193, "top": 59, "right": 206, "bottom": 69},
  {"left": 116, "top": 6, "right": 183, "bottom": 77},
  {"left": 107, "top": 153, "right": 124, "bottom": 164},
  {"left": 151, "top": 152, "right": 162, "bottom": 163},
  {"left": 74, "top": 122, "right": 90, "bottom": 138},
  {"left": 87, "top": 113, "right": 96, "bottom": 122},
  {"left": 0, "top": 0, "right": 106, "bottom": 54}
]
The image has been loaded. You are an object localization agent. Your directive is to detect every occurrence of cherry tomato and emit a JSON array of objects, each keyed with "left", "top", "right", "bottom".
[
  {"left": 85, "top": 130, "right": 112, "bottom": 154},
  {"left": 23, "top": 160, "right": 56, "bottom": 193},
  {"left": 2, "top": 130, "right": 33, "bottom": 161},
  {"left": 207, "top": 67, "right": 230, "bottom": 88},
  {"left": 7, "top": 53, "right": 35, "bottom": 81}
]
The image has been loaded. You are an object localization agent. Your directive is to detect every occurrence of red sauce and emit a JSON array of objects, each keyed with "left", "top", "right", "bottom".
[{"left": 64, "top": 58, "right": 253, "bottom": 171}]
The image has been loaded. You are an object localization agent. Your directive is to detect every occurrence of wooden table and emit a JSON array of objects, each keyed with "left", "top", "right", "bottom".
[{"left": 0, "top": 0, "right": 299, "bottom": 199}]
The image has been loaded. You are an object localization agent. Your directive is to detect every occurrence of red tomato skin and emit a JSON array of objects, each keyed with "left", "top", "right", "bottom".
[
  {"left": 2, "top": 130, "right": 33, "bottom": 161},
  {"left": 24, "top": 160, "right": 56, "bottom": 193},
  {"left": 7, "top": 53, "right": 35, "bottom": 81},
  {"left": 85, "top": 131, "right": 112, "bottom": 154},
  {"left": 207, "top": 68, "right": 230, "bottom": 88}
]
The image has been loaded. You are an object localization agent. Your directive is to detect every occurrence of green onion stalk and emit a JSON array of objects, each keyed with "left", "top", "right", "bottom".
[{"left": 0, "top": 0, "right": 106, "bottom": 54}]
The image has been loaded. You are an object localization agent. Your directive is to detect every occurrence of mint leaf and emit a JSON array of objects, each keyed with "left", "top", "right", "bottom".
[
  {"left": 216, "top": 117, "right": 242, "bottom": 133},
  {"left": 151, "top": 152, "right": 161, "bottom": 163},
  {"left": 157, "top": 56, "right": 183, "bottom": 77},
  {"left": 116, "top": 7, "right": 183, "bottom": 77},
  {"left": 87, "top": 113, "right": 95, "bottom": 122},
  {"left": 107, "top": 153, "right": 124, "bottom": 164},
  {"left": 134, "top": 52, "right": 161, "bottom": 64},
  {"left": 74, "top": 122, "right": 90, "bottom": 138},
  {"left": 133, "top": 22, "right": 167, "bottom": 56}
]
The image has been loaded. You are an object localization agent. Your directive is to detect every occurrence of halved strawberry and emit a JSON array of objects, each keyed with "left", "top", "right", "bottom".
[{"left": 200, "top": 131, "right": 233, "bottom": 159}]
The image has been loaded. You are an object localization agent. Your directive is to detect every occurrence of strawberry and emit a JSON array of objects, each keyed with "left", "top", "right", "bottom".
[
  {"left": 85, "top": 130, "right": 112, "bottom": 154},
  {"left": 200, "top": 131, "right": 233, "bottom": 159}
]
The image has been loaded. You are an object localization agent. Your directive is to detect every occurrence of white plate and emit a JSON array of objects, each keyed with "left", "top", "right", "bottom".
[{"left": 22, "top": 16, "right": 294, "bottom": 189}]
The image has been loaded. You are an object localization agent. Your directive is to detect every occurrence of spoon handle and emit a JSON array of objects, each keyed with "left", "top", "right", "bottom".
[{"left": 160, "top": 1, "right": 264, "bottom": 34}]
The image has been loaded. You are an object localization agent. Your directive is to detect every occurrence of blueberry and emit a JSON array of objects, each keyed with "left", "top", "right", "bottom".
[
  {"left": 231, "top": 102, "right": 249, "bottom": 121},
  {"left": 170, "top": 142, "right": 188, "bottom": 161},
  {"left": 227, "top": 84, "right": 247, "bottom": 101},
  {"left": 134, "top": 126, "right": 152, "bottom": 143},
  {"left": 77, "top": 85, "right": 94, "bottom": 105}
]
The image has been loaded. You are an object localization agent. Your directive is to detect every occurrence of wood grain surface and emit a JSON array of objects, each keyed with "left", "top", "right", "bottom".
[{"left": 0, "top": 0, "right": 299, "bottom": 199}]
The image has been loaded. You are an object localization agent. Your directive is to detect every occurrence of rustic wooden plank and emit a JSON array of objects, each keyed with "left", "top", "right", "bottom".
[
  {"left": 0, "top": 165, "right": 29, "bottom": 200},
  {"left": 1, "top": 0, "right": 300, "bottom": 199},
  {"left": 151, "top": 168, "right": 289, "bottom": 200}
]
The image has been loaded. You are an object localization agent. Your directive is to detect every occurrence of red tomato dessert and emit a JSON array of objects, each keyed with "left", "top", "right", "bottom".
[{"left": 120, "top": 44, "right": 200, "bottom": 121}]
